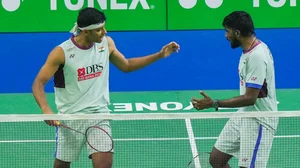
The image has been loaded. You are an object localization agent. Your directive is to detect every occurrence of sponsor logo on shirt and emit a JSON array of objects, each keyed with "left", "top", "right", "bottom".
[
  {"left": 251, "top": 77, "right": 257, "bottom": 81},
  {"left": 77, "top": 63, "right": 103, "bottom": 81}
]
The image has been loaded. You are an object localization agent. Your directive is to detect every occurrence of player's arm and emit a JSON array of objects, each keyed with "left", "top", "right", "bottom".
[
  {"left": 193, "top": 88, "right": 260, "bottom": 110},
  {"left": 192, "top": 53, "right": 266, "bottom": 110},
  {"left": 218, "top": 54, "right": 266, "bottom": 107},
  {"left": 217, "top": 88, "right": 260, "bottom": 107},
  {"left": 107, "top": 36, "right": 179, "bottom": 72},
  {"left": 217, "top": 54, "right": 267, "bottom": 107},
  {"left": 32, "top": 47, "right": 65, "bottom": 117}
]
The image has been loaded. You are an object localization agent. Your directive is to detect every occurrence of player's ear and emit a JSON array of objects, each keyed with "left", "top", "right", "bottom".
[
  {"left": 235, "top": 30, "right": 240, "bottom": 37},
  {"left": 83, "top": 30, "right": 89, "bottom": 35}
]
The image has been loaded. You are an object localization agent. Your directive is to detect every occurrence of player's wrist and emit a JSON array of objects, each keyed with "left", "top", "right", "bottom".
[
  {"left": 41, "top": 107, "right": 52, "bottom": 113},
  {"left": 211, "top": 99, "right": 219, "bottom": 111},
  {"left": 157, "top": 51, "right": 164, "bottom": 59}
]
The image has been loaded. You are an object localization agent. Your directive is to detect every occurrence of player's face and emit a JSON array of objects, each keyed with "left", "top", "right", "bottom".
[
  {"left": 88, "top": 25, "right": 107, "bottom": 43},
  {"left": 225, "top": 28, "right": 241, "bottom": 49}
]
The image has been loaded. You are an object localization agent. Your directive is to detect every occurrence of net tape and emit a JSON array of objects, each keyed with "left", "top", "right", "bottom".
[{"left": 0, "top": 111, "right": 299, "bottom": 122}]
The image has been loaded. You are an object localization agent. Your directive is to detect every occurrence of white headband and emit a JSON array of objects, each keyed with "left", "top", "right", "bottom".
[{"left": 70, "top": 21, "right": 105, "bottom": 36}]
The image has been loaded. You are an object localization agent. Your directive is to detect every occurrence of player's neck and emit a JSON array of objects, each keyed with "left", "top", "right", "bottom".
[
  {"left": 73, "top": 35, "right": 94, "bottom": 48},
  {"left": 241, "top": 36, "right": 258, "bottom": 52}
]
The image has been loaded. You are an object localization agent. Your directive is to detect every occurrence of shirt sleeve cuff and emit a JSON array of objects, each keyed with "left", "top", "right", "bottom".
[{"left": 245, "top": 82, "right": 262, "bottom": 89}]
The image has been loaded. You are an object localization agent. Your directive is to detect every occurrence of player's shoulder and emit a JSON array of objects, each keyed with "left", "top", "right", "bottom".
[
  {"left": 105, "top": 36, "right": 117, "bottom": 49},
  {"left": 50, "top": 37, "right": 73, "bottom": 60},
  {"left": 105, "top": 36, "right": 114, "bottom": 45},
  {"left": 47, "top": 46, "right": 65, "bottom": 65},
  {"left": 248, "top": 41, "right": 270, "bottom": 59},
  {"left": 256, "top": 40, "right": 270, "bottom": 51},
  {"left": 58, "top": 36, "right": 75, "bottom": 51}
]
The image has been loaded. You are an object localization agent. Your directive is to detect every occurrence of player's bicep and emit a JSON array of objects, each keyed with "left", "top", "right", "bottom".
[
  {"left": 106, "top": 36, "right": 129, "bottom": 72},
  {"left": 245, "top": 87, "right": 261, "bottom": 100},
  {"left": 34, "top": 47, "right": 65, "bottom": 85},
  {"left": 245, "top": 55, "right": 266, "bottom": 89}
]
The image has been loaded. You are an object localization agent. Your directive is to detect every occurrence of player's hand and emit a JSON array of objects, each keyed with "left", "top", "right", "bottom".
[
  {"left": 159, "top": 41, "right": 180, "bottom": 58},
  {"left": 191, "top": 91, "right": 213, "bottom": 110},
  {"left": 43, "top": 111, "right": 59, "bottom": 126}
]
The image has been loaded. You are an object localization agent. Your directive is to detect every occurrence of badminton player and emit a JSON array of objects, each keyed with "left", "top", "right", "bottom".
[
  {"left": 32, "top": 7, "right": 180, "bottom": 168},
  {"left": 191, "top": 11, "right": 278, "bottom": 168}
]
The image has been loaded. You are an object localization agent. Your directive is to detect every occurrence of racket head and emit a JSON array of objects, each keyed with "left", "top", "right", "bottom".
[
  {"left": 186, "top": 155, "right": 199, "bottom": 168},
  {"left": 85, "top": 124, "right": 114, "bottom": 153},
  {"left": 186, "top": 152, "right": 211, "bottom": 168}
]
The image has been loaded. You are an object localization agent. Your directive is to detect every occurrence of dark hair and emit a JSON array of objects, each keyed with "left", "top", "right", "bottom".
[
  {"left": 77, "top": 7, "right": 106, "bottom": 27},
  {"left": 222, "top": 11, "right": 255, "bottom": 37}
]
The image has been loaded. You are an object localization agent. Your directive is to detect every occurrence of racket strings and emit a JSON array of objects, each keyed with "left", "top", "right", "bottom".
[
  {"left": 58, "top": 121, "right": 114, "bottom": 153},
  {"left": 85, "top": 125, "right": 114, "bottom": 152}
]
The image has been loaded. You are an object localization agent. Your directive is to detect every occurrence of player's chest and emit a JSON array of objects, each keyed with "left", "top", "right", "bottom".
[
  {"left": 69, "top": 46, "right": 108, "bottom": 61},
  {"left": 65, "top": 47, "right": 109, "bottom": 79}
]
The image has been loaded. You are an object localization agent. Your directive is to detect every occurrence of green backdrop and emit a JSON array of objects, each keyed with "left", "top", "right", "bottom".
[{"left": 1, "top": 0, "right": 299, "bottom": 32}]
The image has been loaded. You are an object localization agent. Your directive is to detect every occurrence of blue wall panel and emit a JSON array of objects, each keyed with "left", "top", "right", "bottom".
[{"left": 0, "top": 29, "right": 299, "bottom": 93}]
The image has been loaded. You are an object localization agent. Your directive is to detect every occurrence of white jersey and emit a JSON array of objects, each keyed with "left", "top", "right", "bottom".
[
  {"left": 238, "top": 40, "right": 278, "bottom": 132},
  {"left": 53, "top": 36, "right": 110, "bottom": 114}
]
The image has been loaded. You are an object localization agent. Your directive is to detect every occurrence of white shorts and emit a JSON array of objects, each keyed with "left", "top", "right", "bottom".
[
  {"left": 54, "top": 119, "right": 113, "bottom": 162},
  {"left": 214, "top": 118, "right": 275, "bottom": 168}
]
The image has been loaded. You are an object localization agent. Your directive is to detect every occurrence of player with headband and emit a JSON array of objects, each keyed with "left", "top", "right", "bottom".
[{"left": 32, "top": 7, "right": 180, "bottom": 168}]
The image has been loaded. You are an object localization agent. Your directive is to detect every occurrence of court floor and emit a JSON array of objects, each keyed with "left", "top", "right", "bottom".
[{"left": 0, "top": 90, "right": 299, "bottom": 167}]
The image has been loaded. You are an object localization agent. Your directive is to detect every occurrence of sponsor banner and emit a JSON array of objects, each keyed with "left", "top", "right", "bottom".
[
  {"left": 0, "top": 0, "right": 166, "bottom": 32},
  {"left": 0, "top": 90, "right": 293, "bottom": 114},
  {"left": 168, "top": 0, "right": 300, "bottom": 30},
  {"left": 1, "top": 0, "right": 299, "bottom": 32}
]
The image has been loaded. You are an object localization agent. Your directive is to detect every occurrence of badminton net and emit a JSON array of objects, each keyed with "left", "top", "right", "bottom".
[{"left": 0, "top": 111, "right": 299, "bottom": 168}]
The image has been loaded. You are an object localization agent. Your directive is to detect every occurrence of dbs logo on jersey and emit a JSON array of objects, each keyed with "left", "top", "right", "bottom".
[{"left": 77, "top": 63, "right": 103, "bottom": 81}]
